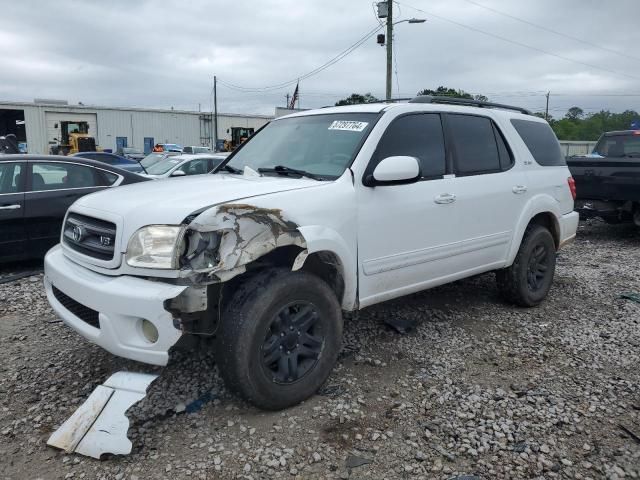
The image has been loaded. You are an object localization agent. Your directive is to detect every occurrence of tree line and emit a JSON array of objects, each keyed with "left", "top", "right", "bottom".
[{"left": 335, "top": 87, "right": 639, "bottom": 141}]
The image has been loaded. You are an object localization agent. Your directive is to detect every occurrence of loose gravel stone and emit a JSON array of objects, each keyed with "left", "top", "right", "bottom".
[{"left": 1, "top": 220, "right": 639, "bottom": 479}]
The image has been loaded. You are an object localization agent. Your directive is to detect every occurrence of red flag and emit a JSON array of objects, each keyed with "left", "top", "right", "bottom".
[{"left": 289, "top": 82, "right": 299, "bottom": 109}]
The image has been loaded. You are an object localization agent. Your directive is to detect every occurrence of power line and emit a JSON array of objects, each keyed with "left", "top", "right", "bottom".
[
  {"left": 395, "top": 0, "right": 640, "bottom": 82},
  {"left": 459, "top": 0, "right": 640, "bottom": 63},
  {"left": 217, "top": 24, "right": 383, "bottom": 93}
]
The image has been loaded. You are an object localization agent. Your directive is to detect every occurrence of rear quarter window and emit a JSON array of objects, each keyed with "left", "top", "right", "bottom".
[{"left": 511, "top": 119, "right": 565, "bottom": 166}]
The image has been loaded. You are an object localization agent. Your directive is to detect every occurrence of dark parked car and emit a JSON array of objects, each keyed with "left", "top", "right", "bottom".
[
  {"left": 72, "top": 151, "right": 144, "bottom": 173},
  {"left": 0, "top": 155, "right": 149, "bottom": 262},
  {"left": 117, "top": 147, "right": 145, "bottom": 161}
]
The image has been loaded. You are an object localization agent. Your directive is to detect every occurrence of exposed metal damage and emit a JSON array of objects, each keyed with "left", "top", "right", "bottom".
[
  {"left": 47, "top": 372, "right": 158, "bottom": 459},
  {"left": 179, "top": 204, "right": 307, "bottom": 284},
  {"left": 47, "top": 206, "right": 311, "bottom": 459}
]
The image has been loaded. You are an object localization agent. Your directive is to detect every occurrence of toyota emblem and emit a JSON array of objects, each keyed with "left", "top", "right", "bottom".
[{"left": 72, "top": 225, "right": 85, "bottom": 242}]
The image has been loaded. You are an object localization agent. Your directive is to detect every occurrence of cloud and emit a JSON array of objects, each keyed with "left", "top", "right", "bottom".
[{"left": 1, "top": 0, "right": 639, "bottom": 117}]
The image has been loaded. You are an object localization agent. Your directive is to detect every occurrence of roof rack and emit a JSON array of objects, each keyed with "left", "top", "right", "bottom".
[{"left": 408, "top": 95, "right": 532, "bottom": 115}]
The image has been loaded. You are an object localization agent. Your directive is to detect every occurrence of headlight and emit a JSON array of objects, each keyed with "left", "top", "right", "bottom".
[{"left": 126, "top": 225, "right": 185, "bottom": 269}]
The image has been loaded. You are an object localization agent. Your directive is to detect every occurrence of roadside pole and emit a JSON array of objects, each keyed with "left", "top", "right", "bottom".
[
  {"left": 214, "top": 75, "right": 218, "bottom": 151},
  {"left": 545, "top": 91, "right": 550, "bottom": 120},
  {"left": 386, "top": 0, "right": 393, "bottom": 101}
]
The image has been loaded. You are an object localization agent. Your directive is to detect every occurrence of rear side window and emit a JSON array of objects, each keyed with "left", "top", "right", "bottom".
[
  {"left": 372, "top": 113, "right": 446, "bottom": 178},
  {"left": 448, "top": 115, "right": 502, "bottom": 175},
  {"left": 0, "top": 162, "right": 24, "bottom": 194},
  {"left": 96, "top": 170, "right": 119, "bottom": 186},
  {"left": 31, "top": 162, "right": 104, "bottom": 191},
  {"left": 511, "top": 119, "right": 565, "bottom": 166}
]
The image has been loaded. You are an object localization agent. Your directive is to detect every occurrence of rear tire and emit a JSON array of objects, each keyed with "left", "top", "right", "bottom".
[
  {"left": 496, "top": 224, "right": 556, "bottom": 307},
  {"left": 216, "top": 268, "right": 342, "bottom": 410}
]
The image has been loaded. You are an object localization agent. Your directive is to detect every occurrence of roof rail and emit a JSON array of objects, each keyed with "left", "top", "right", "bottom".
[{"left": 408, "top": 95, "right": 532, "bottom": 115}]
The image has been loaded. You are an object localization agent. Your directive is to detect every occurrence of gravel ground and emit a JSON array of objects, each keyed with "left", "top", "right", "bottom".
[{"left": 0, "top": 220, "right": 639, "bottom": 479}]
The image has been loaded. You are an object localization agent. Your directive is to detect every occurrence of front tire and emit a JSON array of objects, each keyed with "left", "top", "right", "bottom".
[
  {"left": 216, "top": 268, "right": 343, "bottom": 410},
  {"left": 496, "top": 224, "right": 556, "bottom": 307}
]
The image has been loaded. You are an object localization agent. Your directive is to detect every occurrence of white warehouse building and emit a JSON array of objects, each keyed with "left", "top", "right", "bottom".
[{"left": 0, "top": 99, "right": 273, "bottom": 155}]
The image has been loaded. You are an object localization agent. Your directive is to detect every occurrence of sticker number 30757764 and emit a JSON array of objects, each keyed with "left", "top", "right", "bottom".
[{"left": 328, "top": 120, "right": 369, "bottom": 132}]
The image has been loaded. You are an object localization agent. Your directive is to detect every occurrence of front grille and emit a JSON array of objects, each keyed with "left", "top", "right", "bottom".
[
  {"left": 63, "top": 213, "right": 116, "bottom": 261},
  {"left": 52, "top": 286, "right": 100, "bottom": 328}
]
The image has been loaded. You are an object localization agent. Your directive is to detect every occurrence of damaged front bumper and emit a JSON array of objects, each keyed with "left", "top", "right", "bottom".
[
  {"left": 47, "top": 371, "right": 158, "bottom": 459},
  {"left": 44, "top": 245, "right": 187, "bottom": 366}
]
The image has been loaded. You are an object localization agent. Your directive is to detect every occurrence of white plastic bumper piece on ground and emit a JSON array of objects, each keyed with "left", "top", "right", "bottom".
[
  {"left": 47, "top": 371, "right": 158, "bottom": 459},
  {"left": 44, "top": 245, "right": 187, "bottom": 366}
]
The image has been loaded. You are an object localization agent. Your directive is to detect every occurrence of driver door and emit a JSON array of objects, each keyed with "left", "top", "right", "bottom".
[{"left": 357, "top": 113, "right": 463, "bottom": 307}]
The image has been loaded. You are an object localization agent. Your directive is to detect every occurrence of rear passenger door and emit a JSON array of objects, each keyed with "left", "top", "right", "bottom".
[
  {"left": 444, "top": 113, "right": 530, "bottom": 266},
  {"left": 0, "top": 162, "right": 26, "bottom": 260},
  {"left": 25, "top": 161, "right": 120, "bottom": 257}
]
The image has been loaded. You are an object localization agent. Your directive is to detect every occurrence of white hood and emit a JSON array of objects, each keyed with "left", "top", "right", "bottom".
[{"left": 72, "top": 173, "right": 322, "bottom": 232}]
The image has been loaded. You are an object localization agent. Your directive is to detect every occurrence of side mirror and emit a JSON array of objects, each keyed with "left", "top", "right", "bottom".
[
  {"left": 171, "top": 169, "right": 186, "bottom": 177},
  {"left": 366, "top": 156, "right": 420, "bottom": 186}
]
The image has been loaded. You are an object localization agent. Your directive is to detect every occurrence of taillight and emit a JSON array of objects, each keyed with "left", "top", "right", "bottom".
[{"left": 567, "top": 176, "right": 577, "bottom": 200}]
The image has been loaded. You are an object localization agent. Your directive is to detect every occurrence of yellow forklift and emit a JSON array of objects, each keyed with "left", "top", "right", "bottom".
[{"left": 50, "top": 121, "right": 98, "bottom": 155}]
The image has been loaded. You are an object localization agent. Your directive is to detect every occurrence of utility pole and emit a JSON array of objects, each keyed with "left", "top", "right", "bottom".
[
  {"left": 386, "top": 0, "right": 393, "bottom": 101},
  {"left": 545, "top": 91, "right": 550, "bottom": 120},
  {"left": 286, "top": 93, "right": 290, "bottom": 108},
  {"left": 213, "top": 75, "right": 218, "bottom": 150}
]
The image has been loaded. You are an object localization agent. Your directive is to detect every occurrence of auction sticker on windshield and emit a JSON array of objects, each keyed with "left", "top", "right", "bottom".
[{"left": 328, "top": 120, "right": 369, "bottom": 132}]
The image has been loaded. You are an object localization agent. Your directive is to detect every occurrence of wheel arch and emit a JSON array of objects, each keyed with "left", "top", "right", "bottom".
[{"left": 507, "top": 195, "right": 562, "bottom": 265}]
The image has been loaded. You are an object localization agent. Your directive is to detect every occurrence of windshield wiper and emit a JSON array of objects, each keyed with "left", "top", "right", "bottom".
[
  {"left": 257, "top": 165, "right": 324, "bottom": 180},
  {"left": 220, "top": 164, "right": 242, "bottom": 174}
]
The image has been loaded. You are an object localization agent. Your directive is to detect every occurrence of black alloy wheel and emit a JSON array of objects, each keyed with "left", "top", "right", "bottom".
[
  {"left": 526, "top": 243, "right": 550, "bottom": 292},
  {"left": 261, "top": 302, "right": 324, "bottom": 384}
]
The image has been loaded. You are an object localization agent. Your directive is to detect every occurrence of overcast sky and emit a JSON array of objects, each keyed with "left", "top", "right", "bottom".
[{"left": 2, "top": 0, "right": 640, "bottom": 118}]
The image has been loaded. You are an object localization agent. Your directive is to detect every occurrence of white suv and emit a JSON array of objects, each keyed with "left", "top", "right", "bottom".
[{"left": 44, "top": 96, "right": 579, "bottom": 410}]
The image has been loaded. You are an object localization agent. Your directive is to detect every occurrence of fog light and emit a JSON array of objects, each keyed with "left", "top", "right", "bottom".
[{"left": 141, "top": 319, "right": 159, "bottom": 343}]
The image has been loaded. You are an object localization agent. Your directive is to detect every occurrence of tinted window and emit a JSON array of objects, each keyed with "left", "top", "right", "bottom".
[
  {"left": 494, "top": 123, "right": 514, "bottom": 170},
  {"left": 594, "top": 134, "right": 640, "bottom": 157},
  {"left": 373, "top": 114, "right": 446, "bottom": 178},
  {"left": 0, "top": 163, "right": 23, "bottom": 194},
  {"left": 448, "top": 115, "right": 501, "bottom": 175},
  {"left": 97, "top": 171, "right": 119, "bottom": 186},
  {"left": 31, "top": 163, "right": 101, "bottom": 191},
  {"left": 511, "top": 119, "right": 565, "bottom": 166}
]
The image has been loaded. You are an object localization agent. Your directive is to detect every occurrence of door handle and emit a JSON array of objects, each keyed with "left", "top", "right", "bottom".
[
  {"left": 512, "top": 185, "right": 528, "bottom": 194},
  {"left": 0, "top": 204, "right": 21, "bottom": 210},
  {"left": 434, "top": 193, "right": 456, "bottom": 204}
]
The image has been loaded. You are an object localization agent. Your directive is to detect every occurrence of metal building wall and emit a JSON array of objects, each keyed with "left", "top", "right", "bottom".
[
  {"left": 96, "top": 109, "right": 203, "bottom": 152},
  {"left": 0, "top": 101, "right": 273, "bottom": 154}
]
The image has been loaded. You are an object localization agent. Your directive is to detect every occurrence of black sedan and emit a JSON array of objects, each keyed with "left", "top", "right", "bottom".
[
  {"left": 0, "top": 155, "right": 148, "bottom": 263},
  {"left": 72, "top": 151, "right": 145, "bottom": 173}
]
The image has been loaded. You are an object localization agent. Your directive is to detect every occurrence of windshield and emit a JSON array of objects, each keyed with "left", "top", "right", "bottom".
[
  {"left": 226, "top": 113, "right": 378, "bottom": 179},
  {"left": 594, "top": 134, "right": 640, "bottom": 157},
  {"left": 146, "top": 157, "right": 182, "bottom": 175},
  {"left": 123, "top": 147, "right": 141, "bottom": 154},
  {"left": 141, "top": 153, "right": 169, "bottom": 168}
]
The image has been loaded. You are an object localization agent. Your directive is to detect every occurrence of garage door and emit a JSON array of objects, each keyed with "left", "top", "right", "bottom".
[{"left": 44, "top": 111, "right": 98, "bottom": 149}]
